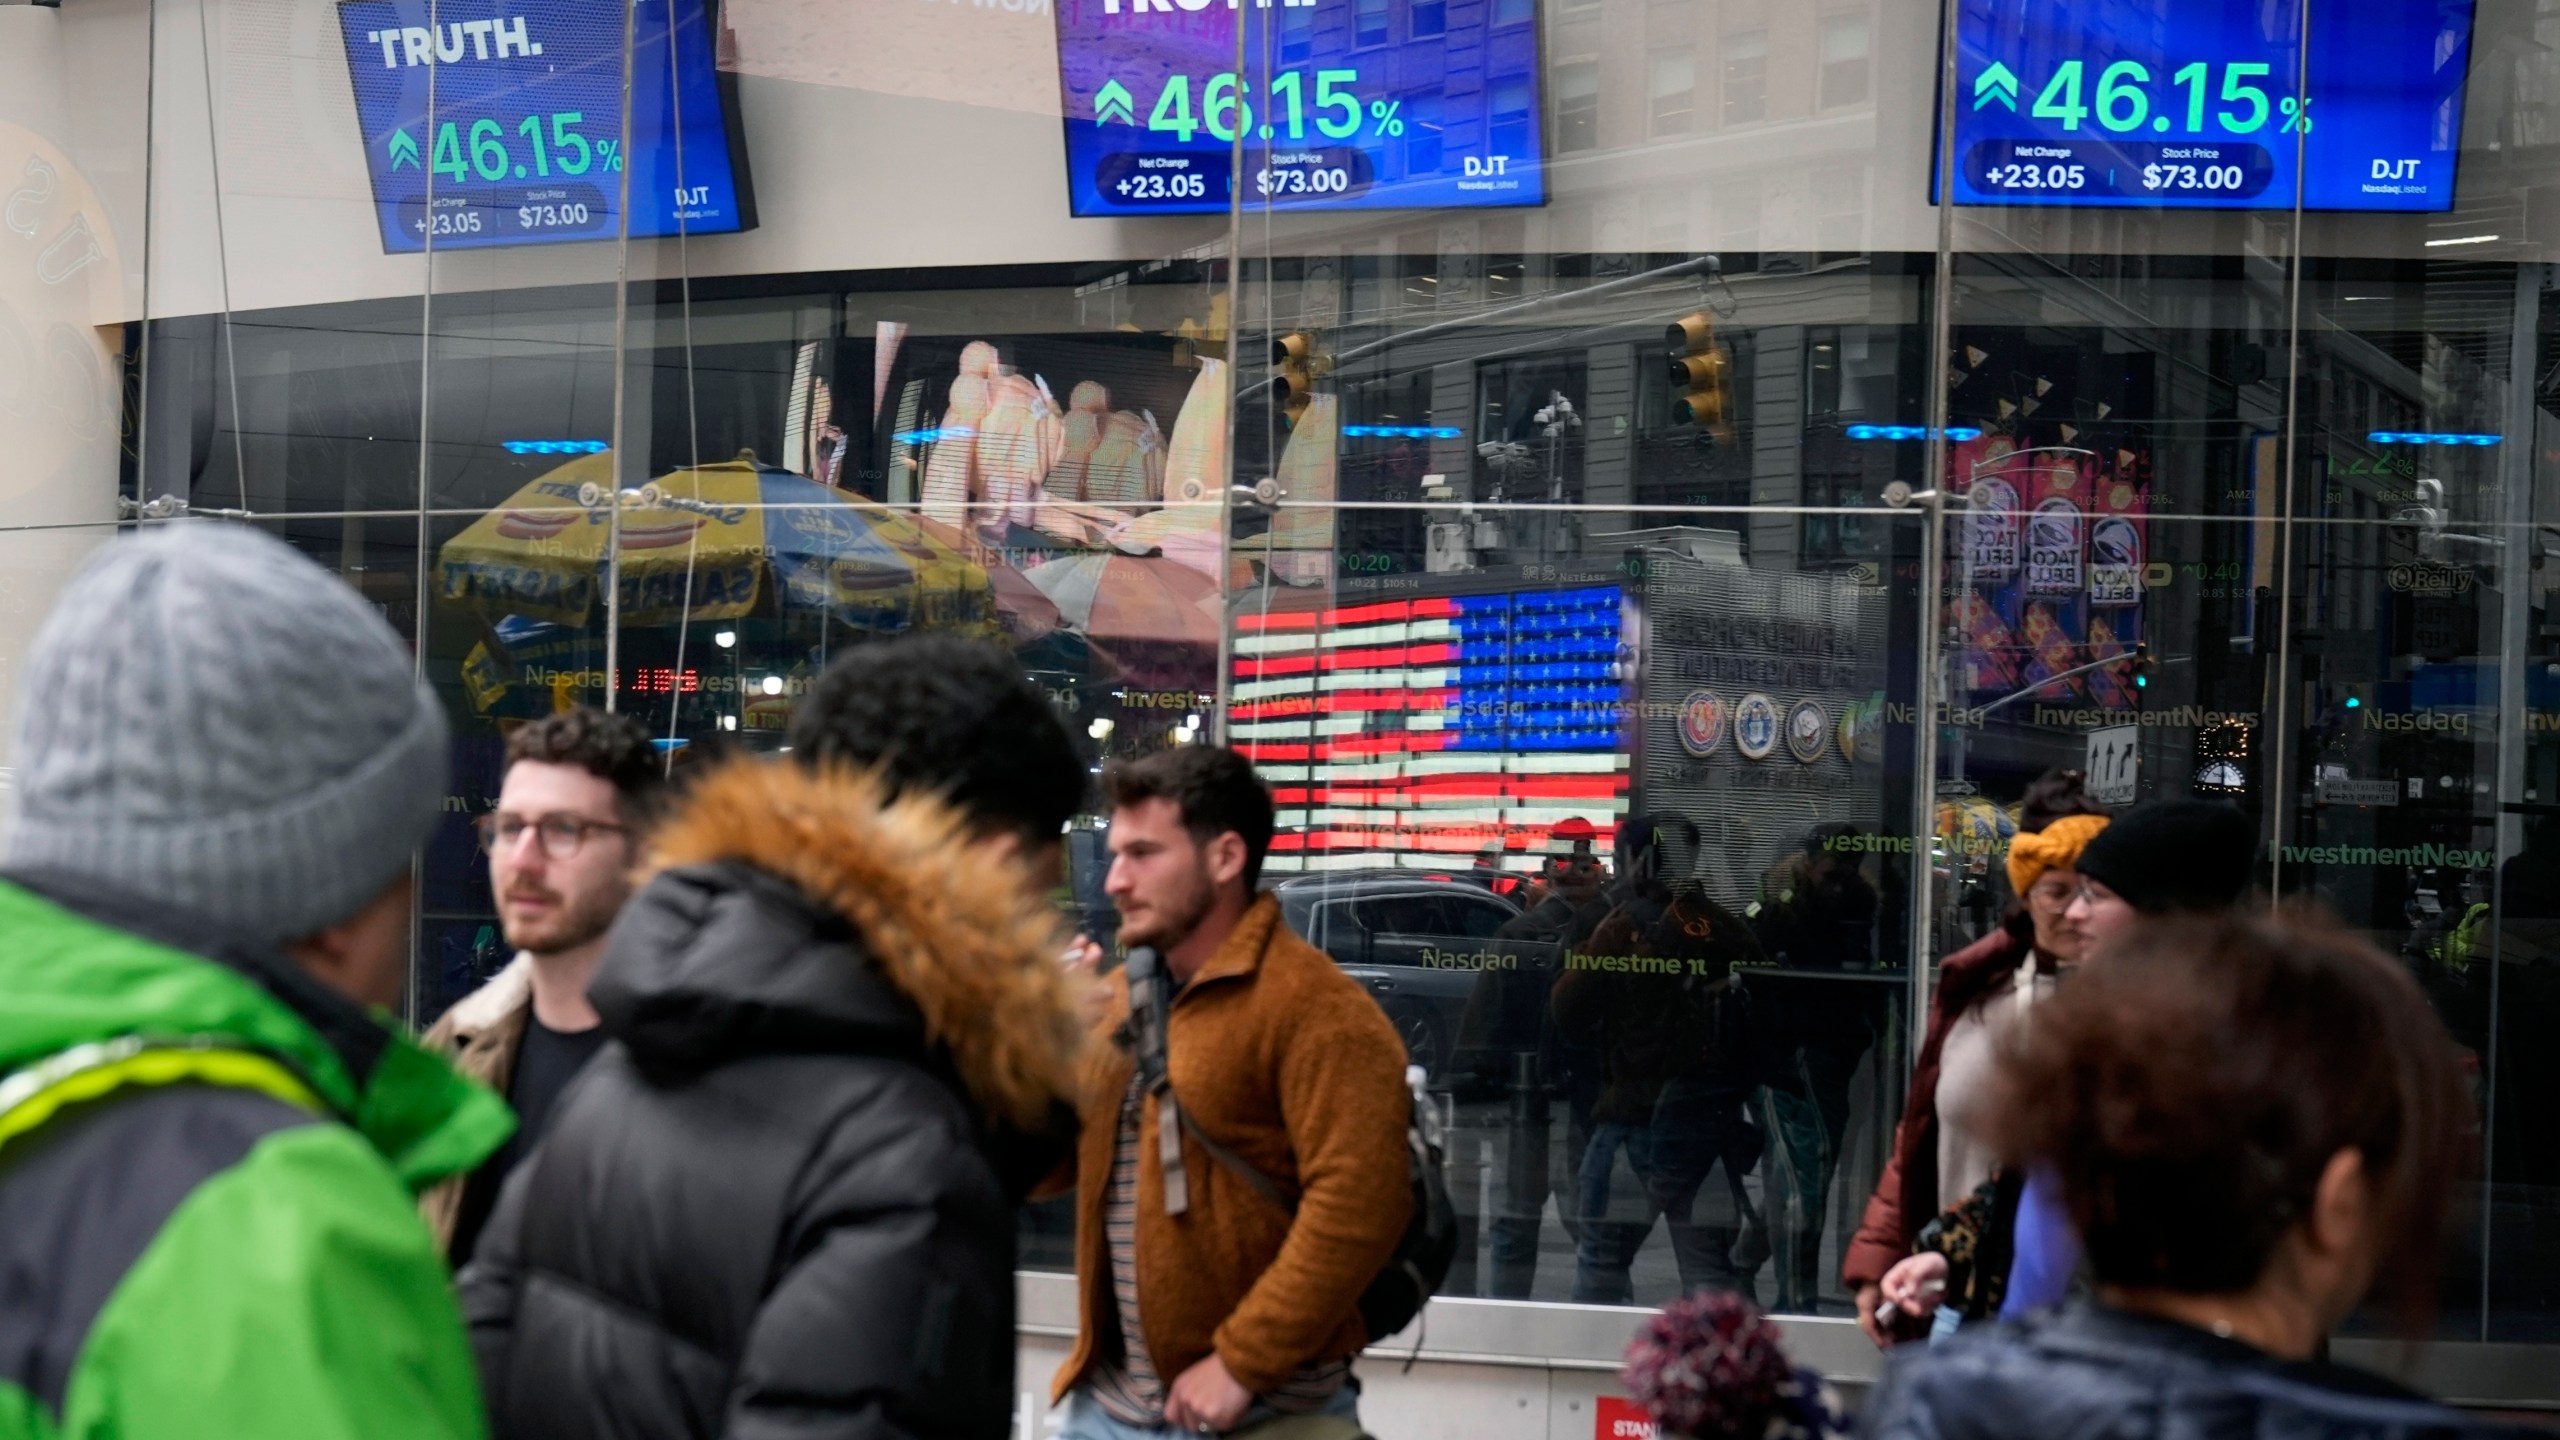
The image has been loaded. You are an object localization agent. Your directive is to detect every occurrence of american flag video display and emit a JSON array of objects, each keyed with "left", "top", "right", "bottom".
[{"left": 1230, "top": 585, "right": 1633, "bottom": 873}]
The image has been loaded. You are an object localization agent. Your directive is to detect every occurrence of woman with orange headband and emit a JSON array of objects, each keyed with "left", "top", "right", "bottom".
[{"left": 1844, "top": 769, "right": 2109, "bottom": 1346}]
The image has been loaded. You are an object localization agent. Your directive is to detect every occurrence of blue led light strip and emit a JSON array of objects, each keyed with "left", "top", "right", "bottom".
[
  {"left": 502, "top": 440, "right": 611, "bottom": 455},
  {"left": 1845, "top": 424, "right": 1986, "bottom": 442},
  {"left": 1342, "top": 425, "right": 1466, "bottom": 440},
  {"left": 2368, "top": 431, "right": 2500, "bottom": 446}
]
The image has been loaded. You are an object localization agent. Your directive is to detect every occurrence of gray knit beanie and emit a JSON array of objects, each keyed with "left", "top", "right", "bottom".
[{"left": 6, "top": 522, "right": 449, "bottom": 945}]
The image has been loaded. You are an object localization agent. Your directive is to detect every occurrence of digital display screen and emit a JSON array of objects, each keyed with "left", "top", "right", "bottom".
[
  {"left": 1941, "top": 0, "right": 2476, "bottom": 211},
  {"left": 1052, "top": 0, "right": 1546, "bottom": 216},
  {"left": 1232, "top": 586, "right": 1630, "bottom": 874},
  {"left": 337, "top": 0, "right": 754, "bottom": 252}
]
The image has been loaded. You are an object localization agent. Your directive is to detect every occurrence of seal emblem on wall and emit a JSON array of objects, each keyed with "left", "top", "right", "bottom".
[
  {"left": 1786, "top": 698, "right": 1831, "bottom": 763},
  {"left": 1735, "top": 693, "right": 1780, "bottom": 760},
  {"left": 1678, "top": 689, "right": 1727, "bottom": 756}
]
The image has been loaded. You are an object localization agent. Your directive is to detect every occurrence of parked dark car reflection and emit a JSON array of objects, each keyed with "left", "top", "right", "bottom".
[{"left": 1272, "top": 870, "right": 1563, "bottom": 1079}]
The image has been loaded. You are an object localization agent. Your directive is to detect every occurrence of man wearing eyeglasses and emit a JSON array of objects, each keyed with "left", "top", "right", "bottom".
[
  {"left": 459, "top": 636, "right": 1091, "bottom": 1440},
  {"left": 423, "top": 707, "right": 663, "bottom": 1265}
]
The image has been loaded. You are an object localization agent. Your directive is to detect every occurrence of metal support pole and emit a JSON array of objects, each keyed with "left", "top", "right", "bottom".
[
  {"left": 2481, "top": 262, "right": 2544, "bottom": 1337},
  {"left": 1912, "top": 0, "right": 1964, "bottom": 1042},
  {"left": 602, "top": 0, "right": 641, "bottom": 715},
  {"left": 1210, "top": 0, "right": 1248, "bottom": 746}
]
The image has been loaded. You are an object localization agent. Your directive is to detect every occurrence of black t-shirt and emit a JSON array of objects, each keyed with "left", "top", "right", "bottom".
[{"left": 448, "top": 1014, "right": 610, "bottom": 1267}]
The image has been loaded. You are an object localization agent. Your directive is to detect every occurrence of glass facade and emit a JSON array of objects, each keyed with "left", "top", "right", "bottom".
[{"left": 7, "top": 0, "right": 2560, "bottom": 1384}]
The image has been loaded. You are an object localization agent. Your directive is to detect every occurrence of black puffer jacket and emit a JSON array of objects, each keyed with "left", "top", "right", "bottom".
[
  {"left": 459, "top": 762, "right": 1085, "bottom": 1440},
  {"left": 1864, "top": 1302, "right": 2543, "bottom": 1440}
]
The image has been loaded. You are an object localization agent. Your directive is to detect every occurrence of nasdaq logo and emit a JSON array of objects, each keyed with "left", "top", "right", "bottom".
[{"left": 363, "top": 18, "right": 543, "bottom": 67}]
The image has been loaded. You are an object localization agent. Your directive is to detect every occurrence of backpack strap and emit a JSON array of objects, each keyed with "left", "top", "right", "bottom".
[
  {"left": 1171, "top": 1101, "right": 1296, "bottom": 1214},
  {"left": 1125, "top": 948, "right": 1192, "bottom": 1216},
  {"left": 0, "top": 1035, "right": 328, "bottom": 1165},
  {"left": 1126, "top": 948, "right": 1295, "bottom": 1218}
]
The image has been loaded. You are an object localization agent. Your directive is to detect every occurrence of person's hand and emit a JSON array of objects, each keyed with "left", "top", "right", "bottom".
[
  {"left": 1879, "top": 1252, "right": 1949, "bottom": 1322},
  {"left": 1855, "top": 1281, "right": 1890, "bottom": 1347},
  {"left": 1061, "top": 935, "right": 1113, "bottom": 1030},
  {"left": 1163, "top": 1352, "right": 1253, "bottom": 1434}
]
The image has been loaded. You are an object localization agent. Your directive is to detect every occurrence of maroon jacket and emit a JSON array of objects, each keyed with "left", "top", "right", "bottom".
[{"left": 1841, "top": 913, "right": 2036, "bottom": 1290}]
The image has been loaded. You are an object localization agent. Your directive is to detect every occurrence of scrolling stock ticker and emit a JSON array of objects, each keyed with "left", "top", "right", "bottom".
[
  {"left": 1939, "top": 0, "right": 2476, "bottom": 211},
  {"left": 336, "top": 0, "right": 753, "bottom": 252},
  {"left": 1054, "top": 0, "right": 1547, "bottom": 217}
]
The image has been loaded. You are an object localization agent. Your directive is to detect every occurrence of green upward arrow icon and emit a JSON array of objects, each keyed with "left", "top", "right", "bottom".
[
  {"left": 1094, "top": 80, "right": 1136, "bottom": 126},
  {"left": 387, "top": 128, "right": 420, "bottom": 169},
  {"left": 1974, "top": 62, "right": 2019, "bottom": 111}
]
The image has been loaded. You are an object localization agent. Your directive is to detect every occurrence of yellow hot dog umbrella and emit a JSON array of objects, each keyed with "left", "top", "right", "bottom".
[{"left": 435, "top": 451, "right": 997, "bottom": 637}]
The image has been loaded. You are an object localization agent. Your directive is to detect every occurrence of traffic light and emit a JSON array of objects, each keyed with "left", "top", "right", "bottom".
[
  {"left": 1272, "top": 331, "right": 1318, "bottom": 425},
  {"left": 2403, "top": 476, "right": 2450, "bottom": 559},
  {"left": 2131, "top": 641, "right": 2156, "bottom": 690},
  {"left": 1666, "top": 311, "right": 1735, "bottom": 442}
]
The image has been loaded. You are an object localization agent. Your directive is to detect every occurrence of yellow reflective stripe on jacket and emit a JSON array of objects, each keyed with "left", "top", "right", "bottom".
[{"left": 0, "top": 1037, "right": 326, "bottom": 1161}]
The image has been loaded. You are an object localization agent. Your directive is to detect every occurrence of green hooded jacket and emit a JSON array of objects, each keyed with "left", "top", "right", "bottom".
[{"left": 0, "top": 873, "right": 515, "bottom": 1440}]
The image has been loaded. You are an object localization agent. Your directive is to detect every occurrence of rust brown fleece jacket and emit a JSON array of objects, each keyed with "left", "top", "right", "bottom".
[{"left": 1050, "top": 895, "right": 1414, "bottom": 1402}]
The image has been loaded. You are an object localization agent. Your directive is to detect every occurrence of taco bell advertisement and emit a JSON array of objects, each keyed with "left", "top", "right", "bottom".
[{"left": 1949, "top": 435, "right": 2151, "bottom": 706}]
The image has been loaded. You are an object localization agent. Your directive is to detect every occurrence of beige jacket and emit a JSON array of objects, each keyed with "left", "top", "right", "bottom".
[{"left": 417, "top": 954, "right": 533, "bottom": 1257}]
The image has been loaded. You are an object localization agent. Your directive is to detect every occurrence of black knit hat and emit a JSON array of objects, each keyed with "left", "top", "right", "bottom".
[{"left": 2072, "top": 801, "right": 2258, "bottom": 913}]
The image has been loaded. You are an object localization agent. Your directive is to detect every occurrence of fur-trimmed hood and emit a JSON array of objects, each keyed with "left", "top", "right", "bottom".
[
  {"left": 426, "top": 952, "right": 532, "bottom": 1046},
  {"left": 590, "top": 759, "right": 1084, "bottom": 1132}
]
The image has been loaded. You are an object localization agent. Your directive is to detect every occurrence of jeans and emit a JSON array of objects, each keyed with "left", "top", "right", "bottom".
[
  {"left": 1057, "top": 1383, "right": 1362, "bottom": 1440},
  {"left": 1571, "top": 1080, "right": 1756, "bottom": 1305},
  {"left": 1757, "top": 1040, "right": 1864, "bottom": 1311},
  {"left": 1485, "top": 1094, "right": 1591, "bottom": 1299}
]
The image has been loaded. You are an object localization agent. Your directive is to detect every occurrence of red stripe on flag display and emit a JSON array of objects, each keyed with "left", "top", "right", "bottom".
[
  {"left": 1318, "top": 644, "right": 1459, "bottom": 671},
  {"left": 1232, "top": 655, "right": 1318, "bottom": 679},
  {"left": 1234, "top": 610, "right": 1320, "bottom": 632},
  {"left": 1321, "top": 601, "right": 1413, "bottom": 627}
]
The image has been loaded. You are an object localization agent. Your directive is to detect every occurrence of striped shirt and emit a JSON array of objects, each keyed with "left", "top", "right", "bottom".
[{"left": 1087, "top": 1074, "right": 1352, "bottom": 1425}]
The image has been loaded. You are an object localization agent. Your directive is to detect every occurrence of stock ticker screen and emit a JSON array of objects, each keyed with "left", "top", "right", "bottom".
[
  {"left": 336, "top": 0, "right": 754, "bottom": 252},
  {"left": 1940, "top": 0, "right": 2476, "bottom": 211},
  {"left": 1053, "top": 0, "right": 1547, "bottom": 216}
]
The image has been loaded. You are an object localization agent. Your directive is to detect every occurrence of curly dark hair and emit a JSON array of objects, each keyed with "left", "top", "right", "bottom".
[
  {"left": 1988, "top": 906, "right": 2473, "bottom": 1334},
  {"left": 1100, "top": 745, "right": 1275, "bottom": 890},
  {"left": 785, "top": 635, "right": 1086, "bottom": 841},
  {"left": 2017, "top": 766, "right": 2107, "bottom": 833},
  {"left": 504, "top": 707, "right": 665, "bottom": 826}
]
